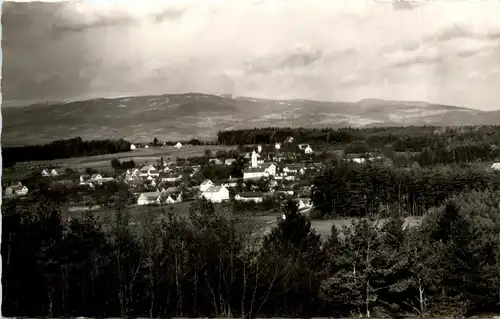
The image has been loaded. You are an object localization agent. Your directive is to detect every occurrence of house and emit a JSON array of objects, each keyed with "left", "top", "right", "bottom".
[
  {"left": 163, "top": 187, "right": 183, "bottom": 204},
  {"left": 161, "top": 174, "right": 183, "bottom": 183},
  {"left": 235, "top": 192, "right": 264, "bottom": 203},
  {"left": 261, "top": 163, "right": 277, "bottom": 176},
  {"left": 42, "top": 168, "right": 63, "bottom": 177},
  {"left": 79, "top": 174, "right": 91, "bottom": 184},
  {"left": 296, "top": 198, "right": 312, "bottom": 210},
  {"left": 201, "top": 186, "right": 230, "bottom": 203},
  {"left": 210, "top": 158, "right": 223, "bottom": 165},
  {"left": 175, "top": 142, "right": 182, "bottom": 148},
  {"left": 163, "top": 166, "right": 172, "bottom": 173},
  {"left": 257, "top": 145, "right": 262, "bottom": 153},
  {"left": 145, "top": 145, "right": 150, "bottom": 149},
  {"left": 243, "top": 167, "right": 269, "bottom": 180},
  {"left": 225, "top": 159, "right": 237, "bottom": 166},
  {"left": 298, "top": 144, "right": 309, "bottom": 150},
  {"left": 91, "top": 174, "right": 103, "bottom": 180},
  {"left": 286, "top": 136, "right": 294, "bottom": 143},
  {"left": 127, "top": 168, "right": 140, "bottom": 176},
  {"left": 283, "top": 164, "right": 302, "bottom": 173},
  {"left": 137, "top": 192, "right": 162, "bottom": 205},
  {"left": 221, "top": 177, "right": 239, "bottom": 188},
  {"left": 140, "top": 165, "right": 159, "bottom": 177},
  {"left": 125, "top": 176, "right": 143, "bottom": 187},
  {"left": 275, "top": 143, "right": 281, "bottom": 150},
  {"left": 492, "top": 163, "right": 500, "bottom": 171},
  {"left": 304, "top": 145, "right": 313, "bottom": 154},
  {"left": 5, "top": 182, "right": 28, "bottom": 197},
  {"left": 200, "top": 179, "right": 215, "bottom": 192},
  {"left": 130, "top": 144, "right": 137, "bottom": 150}
]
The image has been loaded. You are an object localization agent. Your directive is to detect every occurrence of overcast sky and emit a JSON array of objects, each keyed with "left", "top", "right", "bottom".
[{"left": 3, "top": 0, "right": 500, "bottom": 110}]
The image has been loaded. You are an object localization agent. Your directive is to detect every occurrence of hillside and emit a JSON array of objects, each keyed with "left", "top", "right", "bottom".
[{"left": 3, "top": 93, "right": 499, "bottom": 146}]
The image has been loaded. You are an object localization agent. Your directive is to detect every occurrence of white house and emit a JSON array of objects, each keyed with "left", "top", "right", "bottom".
[
  {"left": 243, "top": 167, "right": 269, "bottom": 180},
  {"left": 79, "top": 174, "right": 91, "bottom": 184},
  {"left": 41, "top": 169, "right": 51, "bottom": 177},
  {"left": 5, "top": 182, "right": 28, "bottom": 197},
  {"left": 130, "top": 144, "right": 137, "bottom": 150},
  {"left": 175, "top": 142, "right": 182, "bottom": 148},
  {"left": 492, "top": 163, "right": 500, "bottom": 171},
  {"left": 235, "top": 192, "right": 264, "bottom": 203},
  {"left": 257, "top": 145, "right": 262, "bottom": 153},
  {"left": 275, "top": 143, "right": 281, "bottom": 150},
  {"left": 225, "top": 159, "right": 237, "bottom": 166},
  {"left": 137, "top": 192, "right": 162, "bottom": 205},
  {"left": 145, "top": 145, "right": 150, "bottom": 149},
  {"left": 201, "top": 186, "right": 230, "bottom": 203},
  {"left": 91, "top": 174, "right": 103, "bottom": 180},
  {"left": 286, "top": 136, "right": 294, "bottom": 143},
  {"left": 200, "top": 179, "right": 215, "bottom": 192},
  {"left": 304, "top": 145, "right": 313, "bottom": 154},
  {"left": 262, "top": 163, "right": 277, "bottom": 176},
  {"left": 165, "top": 192, "right": 182, "bottom": 204},
  {"left": 139, "top": 165, "right": 159, "bottom": 177}
]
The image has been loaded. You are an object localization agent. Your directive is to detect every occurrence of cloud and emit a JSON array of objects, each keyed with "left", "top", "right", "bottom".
[{"left": 3, "top": 0, "right": 500, "bottom": 110}]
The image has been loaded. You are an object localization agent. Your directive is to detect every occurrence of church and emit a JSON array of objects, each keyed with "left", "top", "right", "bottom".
[{"left": 243, "top": 150, "right": 277, "bottom": 180}]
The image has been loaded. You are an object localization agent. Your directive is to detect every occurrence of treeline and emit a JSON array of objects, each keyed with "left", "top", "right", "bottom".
[
  {"left": 3, "top": 137, "right": 131, "bottom": 168},
  {"left": 217, "top": 126, "right": 500, "bottom": 166},
  {"left": 217, "top": 125, "right": 500, "bottom": 151},
  {"left": 312, "top": 163, "right": 500, "bottom": 218},
  {"left": 4, "top": 192, "right": 500, "bottom": 317}
]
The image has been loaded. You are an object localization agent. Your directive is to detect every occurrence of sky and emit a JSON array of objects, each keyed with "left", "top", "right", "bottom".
[{"left": 2, "top": 0, "right": 500, "bottom": 110}]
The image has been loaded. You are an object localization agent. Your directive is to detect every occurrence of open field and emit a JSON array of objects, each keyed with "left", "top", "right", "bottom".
[
  {"left": 61, "top": 201, "right": 423, "bottom": 242},
  {"left": 12, "top": 145, "right": 237, "bottom": 170}
]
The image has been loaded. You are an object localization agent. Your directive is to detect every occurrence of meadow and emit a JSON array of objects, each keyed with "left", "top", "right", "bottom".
[{"left": 12, "top": 145, "right": 237, "bottom": 171}]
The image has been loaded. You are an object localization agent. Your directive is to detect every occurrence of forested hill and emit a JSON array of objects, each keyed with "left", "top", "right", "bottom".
[{"left": 3, "top": 92, "right": 500, "bottom": 145}]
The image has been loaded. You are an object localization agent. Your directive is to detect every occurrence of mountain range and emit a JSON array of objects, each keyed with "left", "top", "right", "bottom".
[{"left": 3, "top": 93, "right": 500, "bottom": 146}]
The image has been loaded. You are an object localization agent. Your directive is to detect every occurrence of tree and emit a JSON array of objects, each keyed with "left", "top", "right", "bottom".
[
  {"left": 111, "top": 158, "right": 122, "bottom": 171},
  {"left": 153, "top": 137, "right": 159, "bottom": 145}
]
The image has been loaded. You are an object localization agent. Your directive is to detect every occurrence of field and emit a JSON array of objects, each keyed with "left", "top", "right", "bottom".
[
  {"left": 12, "top": 145, "right": 237, "bottom": 171},
  {"left": 61, "top": 201, "right": 423, "bottom": 242}
]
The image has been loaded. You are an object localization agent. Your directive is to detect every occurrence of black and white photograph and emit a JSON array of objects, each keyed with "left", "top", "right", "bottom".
[{"left": 3, "top": 0, "right": 500, "bottom": 317}]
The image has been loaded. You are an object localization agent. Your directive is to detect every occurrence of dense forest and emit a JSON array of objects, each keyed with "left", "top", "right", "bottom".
[
  {"left": 3, "top": 137, "right": 131, "bottom": 168},
  {"left": 311, "top": 163, "right": 500, "bottom": 218},
  {"left": 4, "top": 191, "right": 500, "bottom": 318}
]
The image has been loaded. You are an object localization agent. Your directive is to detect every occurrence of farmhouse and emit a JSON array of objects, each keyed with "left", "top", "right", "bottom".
[
  {"left": 175, "top": 142, "right": 182, "bottom": 148},
  {"left": 201, "top": 186, "right": 230, "bottom": 203},
  {"left": 130, "top": 144, "right": 137, "bottom": 150},
  {"left": 140, "top": 165, "right": 160, "bottom": 177},
  {"left": 304, "top": 145, "right": 313, "bottom": 154},
  {"left": 137, "top": 192, "right": 162, "bottom": 206},
  {"left": 235, "top": 192, "right": 264, "bottom": 203},
  {"left": 492, "top": 163, "right": 500, "bottom": 171}
]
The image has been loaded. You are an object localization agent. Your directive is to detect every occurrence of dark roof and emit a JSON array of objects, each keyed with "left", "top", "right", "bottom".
[
  {"left": 237, "top": 192, "right": 264, "bottom": 198},
  {"left": 243, "top": 167, "right": 267, "bottom": 173}
]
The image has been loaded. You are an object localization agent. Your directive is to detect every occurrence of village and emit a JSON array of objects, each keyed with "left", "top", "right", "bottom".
[{"left": 3, "top": 137, "right": 394, "bottom": 219}]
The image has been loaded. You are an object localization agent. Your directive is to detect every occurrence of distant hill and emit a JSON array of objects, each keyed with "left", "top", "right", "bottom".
[{"left": 3, "top": 93, "right": 500, "bottom": 146}]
